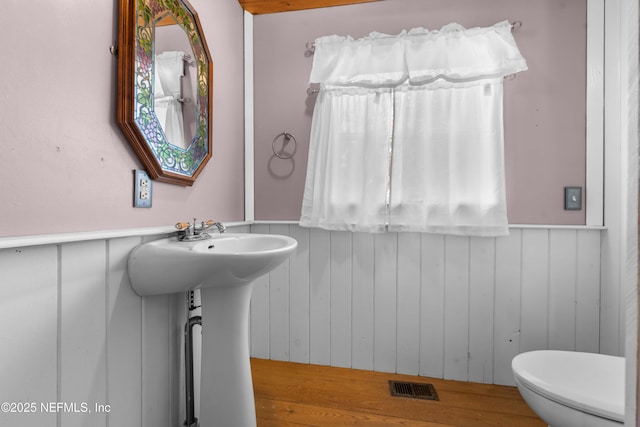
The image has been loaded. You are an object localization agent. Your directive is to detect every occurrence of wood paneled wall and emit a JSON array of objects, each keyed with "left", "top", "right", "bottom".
[
  {"left": 0, "top": 234, "right": 185, "bottom": 427},
  {"left": 0, "top": 224, "right": 251, "bottom": 427},
  {"left": 249, "top": 224, "right": 603, "bottom": 386},
  {"left": 0, "top": 223, "right": 607, "bottom": 427}
]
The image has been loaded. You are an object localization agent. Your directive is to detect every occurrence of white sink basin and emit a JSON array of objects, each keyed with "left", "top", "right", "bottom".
[
  {"left": 128, "top": 233, "right": 297, "bottom": 296},
  {"left": 127, "top": 231, "right": 297, "bottom": 426}
]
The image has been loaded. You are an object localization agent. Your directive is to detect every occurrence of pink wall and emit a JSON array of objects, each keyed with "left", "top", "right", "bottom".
[
  {"left": 253, "top": 0, "right": 587, "bottom": 225},
  {"left": 0, "top": 0, "right": 246, "bottom": 238}
]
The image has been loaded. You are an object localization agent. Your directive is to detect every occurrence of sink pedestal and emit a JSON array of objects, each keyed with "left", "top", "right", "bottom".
[{"left": 199, "top": 283, "right": 256, "bottom": 427}]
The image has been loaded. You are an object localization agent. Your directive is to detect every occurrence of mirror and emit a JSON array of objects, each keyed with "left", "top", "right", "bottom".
[{"left": 117, "top": 0, "right": 213, "bottom": 186}]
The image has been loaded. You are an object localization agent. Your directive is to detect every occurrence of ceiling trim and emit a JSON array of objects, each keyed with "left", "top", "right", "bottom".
[{"left": 238, "top": 0, "right": 379, "bottom": 15}]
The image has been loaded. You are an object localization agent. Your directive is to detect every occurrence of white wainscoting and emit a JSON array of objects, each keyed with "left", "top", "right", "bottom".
[
  {"left": 0, "top": 235, "right": 172, "bottom": 427},
  {"left": 249, "top": 224, "right": 603, "bottom": 386},
  {"left": 0, "top": 224, "right": 249, "bottom": 427},
  {"left": 0, "top": 223, "right": 605, "bottom": 427}
]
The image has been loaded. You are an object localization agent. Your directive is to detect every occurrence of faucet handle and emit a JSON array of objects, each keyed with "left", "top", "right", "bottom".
[
  {"left": 175, "top": 222, "right": 191, "bottom": 231},
  {"left": 203, "top": 219, "right": 215, "bottom": 226}
]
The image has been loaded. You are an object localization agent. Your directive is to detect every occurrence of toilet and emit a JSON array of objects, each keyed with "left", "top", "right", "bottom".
[{"left": 512, "top": 350, "right": 624, "bottom": 427}]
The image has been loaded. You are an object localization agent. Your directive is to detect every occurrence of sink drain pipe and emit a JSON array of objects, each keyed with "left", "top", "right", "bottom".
[{"left": 184, "top": 314, "right": 201, "bottom": 427}]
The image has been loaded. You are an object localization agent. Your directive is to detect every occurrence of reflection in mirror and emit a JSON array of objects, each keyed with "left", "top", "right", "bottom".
[
  {"left": 154, "top": 14, "right": 197, "bottom": 149},
  {"left": 117, "top": 0, "right": 213, "bottom": 186}
]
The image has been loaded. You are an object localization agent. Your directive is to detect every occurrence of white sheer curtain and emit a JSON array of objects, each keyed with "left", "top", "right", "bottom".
[
  {"left": 154, "top": 51, "right": 185, "bottom": 147},
  {"left": 300, "top": 21, "right": 527, "bottom": 236}
]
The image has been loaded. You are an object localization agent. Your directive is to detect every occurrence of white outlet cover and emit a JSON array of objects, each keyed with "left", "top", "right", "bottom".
[{"left": 134, "top": 170, "right": 152, "bottom": 208}]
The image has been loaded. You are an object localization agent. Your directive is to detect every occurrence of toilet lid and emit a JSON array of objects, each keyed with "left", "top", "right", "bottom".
[{"left": 512, "top": 350, "right": 624, "bottom": 423}]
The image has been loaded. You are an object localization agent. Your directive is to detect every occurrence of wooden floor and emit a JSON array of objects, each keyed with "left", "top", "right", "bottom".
[{"left": 251, "top": 358, "right": 545, "bottom": 427}]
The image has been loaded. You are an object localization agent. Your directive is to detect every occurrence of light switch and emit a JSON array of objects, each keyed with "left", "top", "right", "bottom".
[{"left": 564, "top": 186, "right": 582, "bottom": 210}]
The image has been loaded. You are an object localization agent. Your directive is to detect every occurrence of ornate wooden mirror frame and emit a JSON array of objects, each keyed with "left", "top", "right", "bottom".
[{"left": 117, "top": 0, "right": 213, "bottom": 186}]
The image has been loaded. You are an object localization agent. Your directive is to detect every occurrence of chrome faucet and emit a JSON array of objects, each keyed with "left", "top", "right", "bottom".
[
  {"left": 175, "top": 219, "right": 225, "bottom": 241},
  {"left": 212, "top": 222, "right": 226, "bottom": 233}
]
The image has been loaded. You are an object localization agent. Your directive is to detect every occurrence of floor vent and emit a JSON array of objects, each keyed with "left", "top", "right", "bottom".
[{"left": 388, "top": 380, "right": 439, "bottom": 401}]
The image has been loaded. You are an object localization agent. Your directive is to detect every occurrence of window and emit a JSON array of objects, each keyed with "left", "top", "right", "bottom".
[{"left": 300, "top": 22, "right": 527, "bottom": 236}]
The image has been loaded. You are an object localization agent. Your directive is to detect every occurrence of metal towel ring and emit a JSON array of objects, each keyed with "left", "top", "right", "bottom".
[{"left": 272, "top": 132, "right": 297, "bottom": 159}]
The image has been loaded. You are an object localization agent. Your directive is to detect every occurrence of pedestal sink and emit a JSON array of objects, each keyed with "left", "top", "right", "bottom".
[{"left": 128, "top": 233, "right": 297, "bottom": 426}]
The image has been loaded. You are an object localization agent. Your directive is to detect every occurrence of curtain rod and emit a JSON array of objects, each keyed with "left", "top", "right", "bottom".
[{"left": 306, "top": 73, "right": 516, "bottom": 95}]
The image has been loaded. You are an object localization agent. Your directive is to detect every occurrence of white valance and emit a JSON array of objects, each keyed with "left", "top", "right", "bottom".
[{"left": 309, "top": 20, "right": 527, "bottom": 86}]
